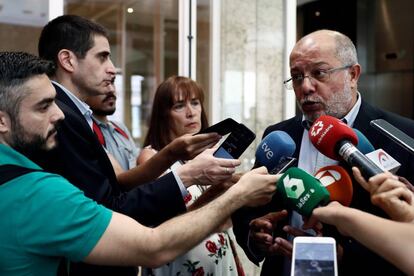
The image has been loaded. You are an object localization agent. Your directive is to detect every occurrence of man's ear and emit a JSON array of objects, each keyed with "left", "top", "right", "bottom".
[
  {"left": 349, "top": 63, "right": 361, "bottom": 89},
  {"left": 57, "top": 49, "right": 76, "bottom": 73},
  {"left": 0, "top": 111, "right": 11, "bottom": 134}
]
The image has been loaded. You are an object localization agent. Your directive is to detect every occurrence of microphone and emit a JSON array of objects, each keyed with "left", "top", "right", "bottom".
[
  {"left": 276, "top": 167, "right": 330, "bottom": 217},
  {"left": 255, "top": 131, "right": 297, "bottom": 174},
  {"left": 366, "top": 149, "right": 401, "bottom": 174},
  {"left": 314, "top": 165, "right": 353, "bottom": 206},
  {"left": 371, "top": 118, "right": 414, "bottom": 155},
  {"left": 309, "top": 115, "right": 384, "bottom": 179},
  {"left": 354, "top": 128, "right": 401, "bottom": 173},
  {"left": 353, "top": 128, "right": 375, "bottom": 154}
]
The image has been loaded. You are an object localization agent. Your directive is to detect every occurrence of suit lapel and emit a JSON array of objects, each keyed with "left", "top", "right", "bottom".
[
  {"left": 288, "top": 116, "right": 305, "bottom": 159},
  {"left": 54, "top": 84, "right": 94, "bottom": 135},
  {"left": 53, "top": 83, "right": 118, "bottom": 182},
  {"left": 53, "top": 84, "right": 112, "bottom": 157},
  {"left": 353, "top": 100, "right": 384, "bottom": 148}
]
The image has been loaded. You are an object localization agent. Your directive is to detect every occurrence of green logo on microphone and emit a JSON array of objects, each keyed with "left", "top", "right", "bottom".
[
  {"left": 276, "top": 167, "right": 331, "bottom": 217},
  {"left": 283, "top": 176, "right": 305, "bottom": 199}
]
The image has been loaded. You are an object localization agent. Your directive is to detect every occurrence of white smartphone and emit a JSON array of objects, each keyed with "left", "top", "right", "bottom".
[{"left": 291, "top": 236, "right": 338, "bottom": 276}]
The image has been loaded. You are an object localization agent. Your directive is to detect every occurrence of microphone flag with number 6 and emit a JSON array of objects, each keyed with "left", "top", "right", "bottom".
[
  {"left": 314, "top": 165, "right": 353, "bottom": 206},
  {"left": 276, "top": 167, "right": 330, "bottom": 217}
]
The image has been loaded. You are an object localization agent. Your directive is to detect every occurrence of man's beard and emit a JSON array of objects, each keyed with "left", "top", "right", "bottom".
[
  {"left": 91, "top": 94, "right": 117, "bottom": 116},
  {"left": 299, "top": 78, "right": 353, "bottom": 122},
  {"left": 93, "top": 107, "right": 116, "bottom": 116},
  {"left": 9, "top": 121, "right": 59, "bottom": 160}
]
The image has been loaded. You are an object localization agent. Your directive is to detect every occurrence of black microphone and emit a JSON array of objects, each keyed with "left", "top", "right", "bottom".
[{"left": 370, "top": 119, "right": 414, "bottom": 155}]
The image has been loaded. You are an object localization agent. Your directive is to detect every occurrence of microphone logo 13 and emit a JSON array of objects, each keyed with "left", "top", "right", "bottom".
[
  {"left": 310, "top": 121, "right": 324, "bottom": 137},
  {"left": 283, "top": 175, "right": 305, "bottom": 199}
]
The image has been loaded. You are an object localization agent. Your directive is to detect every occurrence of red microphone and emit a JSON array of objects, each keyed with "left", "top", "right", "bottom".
[
  {"left": 308, "top": 115, "right": 357, "bottom": 159},
  {"left": 314, "top": 165, "right": 353, "bottom": 206},
  {"left": 309, "top": 115, "right": 383, "bottom": 179}
]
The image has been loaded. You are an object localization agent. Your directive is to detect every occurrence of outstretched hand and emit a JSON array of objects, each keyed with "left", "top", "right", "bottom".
[
  {"left": 248, "top": 210, "right": 289, "bottom": 255},
  {"left": 233, "top": 167, "right": 279, "bottom": 207},
  {"left": 177, "top": 148, "right": 241, "bottom": 187},
  {"left": 353, "top": 167, "right": 414, "bottom": 222},
  {"left": 304, "top": 201, "right": 352, "bottom": 237}
]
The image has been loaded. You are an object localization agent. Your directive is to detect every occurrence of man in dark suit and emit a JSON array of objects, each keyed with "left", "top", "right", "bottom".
[
  {"left": 232, "top": 29, "right": 414, "bottom": 275},
  {"left": 0, "top": 50, "right": 279, "bottom": 276},
  {"left": 36, "top": 15, "right": 240, "bottom": 276}
]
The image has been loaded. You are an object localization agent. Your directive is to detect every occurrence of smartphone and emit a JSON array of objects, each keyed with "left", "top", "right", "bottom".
[
  {"left": 370, "top": 119, "right": 414, "bottom": 155},
  {"left": 197, "top": 118, "right": 239, "bottom": 136},
  {"left": 269, "top": 157, "right": 298, "bottom": 174},
  {"left": 214, "top": 123, "right": 256, "bottom": 159},
  {"left": 291, "top": 236, "right": 338, "bottom": 276}
]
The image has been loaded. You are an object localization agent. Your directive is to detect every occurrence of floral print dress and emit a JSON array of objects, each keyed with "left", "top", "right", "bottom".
[{"left": 142, "top": 166, "right": 239, "bottom": 276}]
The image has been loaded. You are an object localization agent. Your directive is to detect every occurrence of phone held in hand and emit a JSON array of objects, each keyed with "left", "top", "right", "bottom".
[
  {"left": 213, "top": 123, "right": 256, "bottom": 159},
  {"left": 197, "top": 118, "right": 255, "bottom": 159},
  {"left": 196, "top": 118, "right": 239, "bottom": 136},
  {"left": 270, "top": 157, "right": 298, "bottom": 174},
  {"left": 291, "top": 236, "right": 338, "bottom": 276}
]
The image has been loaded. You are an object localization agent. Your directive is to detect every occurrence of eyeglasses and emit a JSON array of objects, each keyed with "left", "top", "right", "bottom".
[{"left": 283, "top": 65, "right": 353, "bottom": 90}]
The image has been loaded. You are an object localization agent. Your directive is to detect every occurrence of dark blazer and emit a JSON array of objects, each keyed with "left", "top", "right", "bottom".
[
  {"left": 34, "top": 84, "right": 187, "bottom": 276},
  {"left": 233, "top": 100, "right": 414, "bottom": 276}
]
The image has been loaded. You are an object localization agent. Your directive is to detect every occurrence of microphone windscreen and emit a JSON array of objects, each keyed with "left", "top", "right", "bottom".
[
  {"left": 308, "top": 115, "right": 358, "bottom": 160},
  {"left": 353, "top": 128, "right": 375, "bottom": 154},
  {"left": 314, "top": 165, "right": 353, "bottom": 206},
  {"left": 276, "top": 167, "right": 330, "bottom": 217},
  {"left": 255, "top": 131, "right": 296, "bottom": 171}
]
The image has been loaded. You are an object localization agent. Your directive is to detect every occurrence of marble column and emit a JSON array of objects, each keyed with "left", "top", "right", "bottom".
[{"left": 220, "top": 0, "right": 286, "bottom": 170}]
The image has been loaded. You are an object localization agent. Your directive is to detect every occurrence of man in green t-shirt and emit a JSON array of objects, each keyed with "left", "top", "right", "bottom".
[{"left": 0, "top": 52, "right": 279, "bottom": 276}]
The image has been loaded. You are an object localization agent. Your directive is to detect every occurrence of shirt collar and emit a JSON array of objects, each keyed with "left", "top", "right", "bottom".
[
  {"left": 343, "top": 92, "right": 362, "bottom": 127},
  {"left": 92, "top": 116, "right": 113, "bottom": 130},
  {"left": 52, "top": 81, "right": 93, "bottom": 119}
]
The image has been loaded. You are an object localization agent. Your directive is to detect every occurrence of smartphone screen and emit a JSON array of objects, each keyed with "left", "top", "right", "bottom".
[
  {"left": 214, "top": 146, "right": 235, "bottom": 159},
  {"left": 213, "top": 123, "right": 256, "bottom": 159},
  {"left": 291, "top": 237, "right": 337, "bottom": 276}
]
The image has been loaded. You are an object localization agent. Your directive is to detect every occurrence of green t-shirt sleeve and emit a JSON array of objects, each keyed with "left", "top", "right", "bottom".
[{"left": 16, "top": 173, "right": 113, "bottom": 262}]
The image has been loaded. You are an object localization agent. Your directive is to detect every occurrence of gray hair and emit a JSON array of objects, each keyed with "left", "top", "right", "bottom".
[
  {"left": 0, "top": 52, "right": 54, "bottom": 118},
  {"left": 333, "top": 32, "right": 358, "bottom": 66}
]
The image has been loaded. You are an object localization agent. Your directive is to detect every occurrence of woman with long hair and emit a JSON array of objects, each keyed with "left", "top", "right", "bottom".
[{"left": 137, "top": 76, "right": 244, "bottom": 276}]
